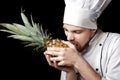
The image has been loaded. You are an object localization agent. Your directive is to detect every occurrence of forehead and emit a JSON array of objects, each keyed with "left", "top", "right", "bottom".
[{"left": 63, "top": 24, "right": 88, "bottom": 31}]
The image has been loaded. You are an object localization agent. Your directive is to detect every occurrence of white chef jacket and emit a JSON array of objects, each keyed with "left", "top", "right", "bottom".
[{"left": 60, "top": 29, "right": 120, "bottom": 80}]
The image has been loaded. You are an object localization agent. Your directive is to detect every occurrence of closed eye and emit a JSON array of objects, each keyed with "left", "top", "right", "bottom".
[
  {"left": 63, "top": 28, "right": 83, "bottom": 34},
  {"left": 73, "top": 30, "right": 82, "bottom": 34},
  {"left": 63, "top": 28, "right": 68, "bottom": 32}
]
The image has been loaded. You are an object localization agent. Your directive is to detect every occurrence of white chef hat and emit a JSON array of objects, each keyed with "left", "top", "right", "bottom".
[{"left": 63, "top": 0, "right": 112, "bottom": 29}]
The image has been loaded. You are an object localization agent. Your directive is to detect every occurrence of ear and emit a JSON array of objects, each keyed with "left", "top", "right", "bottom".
[{"left": 90, "top": 29, "right": 97, "bottom": 37}]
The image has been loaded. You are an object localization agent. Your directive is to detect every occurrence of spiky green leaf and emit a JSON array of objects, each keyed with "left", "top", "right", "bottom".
[{"left": 0, "top": 12, "right": 52, "bottom": 51}]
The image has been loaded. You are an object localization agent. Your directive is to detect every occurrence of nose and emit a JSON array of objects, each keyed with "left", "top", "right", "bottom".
[{"left": 67, "top": 33, "right": 74, "bottom": 41}]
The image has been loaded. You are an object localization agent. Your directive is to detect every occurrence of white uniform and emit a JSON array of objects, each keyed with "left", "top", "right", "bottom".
[{"left": 60, "top": 29, "right": 120, "bottom": 80}]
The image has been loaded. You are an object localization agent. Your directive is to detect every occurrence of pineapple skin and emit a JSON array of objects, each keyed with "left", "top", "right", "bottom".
[{"left": 46, "top": 38, "right": 69, "bottom": 48}]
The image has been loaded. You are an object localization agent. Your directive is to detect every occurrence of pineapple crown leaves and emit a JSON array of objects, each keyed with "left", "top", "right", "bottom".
[{"left": 0, "top": 12, "right": 52, "bottom": 51}]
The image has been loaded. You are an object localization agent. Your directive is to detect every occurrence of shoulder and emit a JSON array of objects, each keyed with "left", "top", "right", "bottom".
[
  {"left": 104, "top": 32, "right": 120, "bottom": 51},
  {"left": 108, "top": 32, "right": 120, "bottom": 37},
  {"left": 107, "top": 32, "right": 120, "bottom": 42},
  {"left": 102, "top": 32, "right": 120, "bottom": 60}
]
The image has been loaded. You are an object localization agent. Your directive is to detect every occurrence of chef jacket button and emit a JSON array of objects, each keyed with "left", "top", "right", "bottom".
[
  {"left": 99, "top": 43, "right": 102, "bottom": 46},
  {"left": 96, "top": 68, "right": 99, "bottom": 71}
]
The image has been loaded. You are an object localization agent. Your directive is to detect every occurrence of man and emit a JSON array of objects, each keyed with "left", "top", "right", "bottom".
[{"left": 44, "top": 0, "right": 120, "bottom": 80}]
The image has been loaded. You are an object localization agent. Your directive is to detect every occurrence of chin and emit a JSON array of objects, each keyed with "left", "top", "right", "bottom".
[{"left": 76, "top": 46, "right": 82, "bottom": 52}]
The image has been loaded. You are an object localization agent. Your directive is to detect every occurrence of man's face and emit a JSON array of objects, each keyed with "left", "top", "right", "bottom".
[{"left": 63, "top": 24, "right": 96, "bottom": 52}]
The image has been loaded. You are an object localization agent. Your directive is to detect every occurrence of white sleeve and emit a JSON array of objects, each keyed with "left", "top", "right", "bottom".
[{"left": 60, "top": 71, "right": 66, "bottom": 80}]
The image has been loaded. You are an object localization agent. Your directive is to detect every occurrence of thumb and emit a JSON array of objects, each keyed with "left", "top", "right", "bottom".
[{"left": 62, "top": 40, "right": 75, "bottom": 49}]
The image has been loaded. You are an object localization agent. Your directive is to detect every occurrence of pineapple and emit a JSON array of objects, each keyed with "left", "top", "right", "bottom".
[{"left": 0, "top": 11, "right": 69, "bottom": 51}]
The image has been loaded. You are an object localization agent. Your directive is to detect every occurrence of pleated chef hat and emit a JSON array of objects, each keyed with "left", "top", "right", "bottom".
[{"left": 63, "top": 0, "right": 112, "bottom": 29}]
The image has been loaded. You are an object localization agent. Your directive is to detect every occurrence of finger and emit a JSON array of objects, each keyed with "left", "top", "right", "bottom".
[
  {"left": 47, "top": 47, "right": 64, "bottom": 53},
  {"left": 47, "top": 47, "right": 55, "bottom": 51},
  {"left": 44, "top": 52, "right": 54, "bottom": 66},
  {"left": 50, "top": 56, "right": 63, "bottom": 61},
  {"left": 45, "top": 51, "right": 63, "bottom": 57},
  {"left": 62, "top": 41, "right": 75, "bottom": 48},
  {"left": 53, "top": 61, "right": 58, "bottom": 68},
  {"left": 58, "top": 60, "right": 65, "bottom": 66}
]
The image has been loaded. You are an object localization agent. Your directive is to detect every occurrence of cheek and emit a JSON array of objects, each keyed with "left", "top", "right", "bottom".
[
  {"left": 75, "top": 34, "right": 90, "bottom": 48},
  {"left": 64, "top": 31, "right": 67, "bottom": 36}
]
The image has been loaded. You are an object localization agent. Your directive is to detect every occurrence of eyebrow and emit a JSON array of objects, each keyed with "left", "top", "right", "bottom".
[{"left": 63, "top": 27, "right": 85, "bottom": 31}]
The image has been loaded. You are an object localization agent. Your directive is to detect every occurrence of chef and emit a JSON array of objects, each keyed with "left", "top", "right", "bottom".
[{"left": 44, "top": 0, "right": 120, "bottom": 80}]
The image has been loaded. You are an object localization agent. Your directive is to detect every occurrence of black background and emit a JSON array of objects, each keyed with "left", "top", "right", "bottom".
[{"left": 0, "top": 0, "right": 119, "bottom": 80}]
